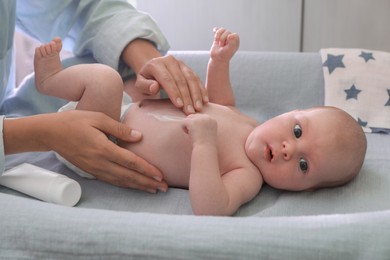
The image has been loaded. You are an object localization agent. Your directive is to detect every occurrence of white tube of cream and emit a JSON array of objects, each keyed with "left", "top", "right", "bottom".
[{"left": 0, "top": 163, "right": 82, "bottom": 207}]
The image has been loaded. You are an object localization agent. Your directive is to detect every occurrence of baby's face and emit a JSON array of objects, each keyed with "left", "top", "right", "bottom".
[{"left": 245, "top": 108, "right": 345, "bottom": 191}]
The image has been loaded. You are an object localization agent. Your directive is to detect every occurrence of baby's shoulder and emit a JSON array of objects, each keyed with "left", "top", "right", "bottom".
[
  {"left": 222, "top": 158, "right": 264, "bottom": 194},
  {"left": 229, "top": 106, "right": 259, "bottom": 127},
  {"left": 227, "top": 154, "right": 262, "bottom": 180}
]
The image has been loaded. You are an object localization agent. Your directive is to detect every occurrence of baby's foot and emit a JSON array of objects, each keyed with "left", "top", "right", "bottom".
[{"left": 34, "top": 37, "right": 63, "bottom": 91}]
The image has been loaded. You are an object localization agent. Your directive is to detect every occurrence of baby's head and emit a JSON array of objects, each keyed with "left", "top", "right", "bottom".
[{"left": 245, "top": 106, "right": 367, "bottom": 191}]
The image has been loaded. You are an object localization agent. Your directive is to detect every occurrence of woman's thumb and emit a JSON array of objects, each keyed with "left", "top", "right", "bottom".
[
  {"left": 108, "top": 120, "right": 143, "bottom": 143},
  {"left": 135, "top": 75, "right": 160, "bottom": 95}
]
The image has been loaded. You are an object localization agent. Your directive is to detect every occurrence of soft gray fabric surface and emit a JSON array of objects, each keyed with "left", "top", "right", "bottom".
[
  {"left": 1, "top": 193, "right": 390, "bottom": 259},
  {"left": 1, "top": 51, "right": 389, "bottom": 259}
]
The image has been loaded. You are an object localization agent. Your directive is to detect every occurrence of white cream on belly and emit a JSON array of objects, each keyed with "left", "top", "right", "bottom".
[{"left": 147, "top": 112, "right": 185, "bottom": 122}]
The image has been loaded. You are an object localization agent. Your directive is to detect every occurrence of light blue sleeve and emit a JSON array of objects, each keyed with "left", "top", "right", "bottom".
[
  {"left": 15, "top": 0, "right": 170, "bottom": 74},
  {"left": 0, "top": 0, "right": 15, "bottom": 102},
  {"left": 0, "top": 116, "right": 5, "bottom": 174}
]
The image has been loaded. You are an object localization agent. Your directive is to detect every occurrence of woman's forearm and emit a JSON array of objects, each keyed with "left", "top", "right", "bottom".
[
  {"left": 3, "top": 115, "right": 50, "bottom": 154},
  {"left": 121, "top": 39, "right": 162, "bottom": 74}
]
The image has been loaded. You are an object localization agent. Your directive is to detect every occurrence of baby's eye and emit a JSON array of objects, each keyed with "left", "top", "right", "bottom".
[
  {"left": 299, "top": 158, "right": 308, "bottom": 173},
  {"left": 294, "top": 124, "right": 302, "bottom": 138}
]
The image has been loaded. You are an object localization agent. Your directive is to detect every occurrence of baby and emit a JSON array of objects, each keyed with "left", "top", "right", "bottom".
[{"left": 34, "top": 28, "right": 367, "bottom": 216}]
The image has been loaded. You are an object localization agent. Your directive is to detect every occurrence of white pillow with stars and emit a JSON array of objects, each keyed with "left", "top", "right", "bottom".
[{"left": 320, "top": 48, "right": 390, "bottom": 134}]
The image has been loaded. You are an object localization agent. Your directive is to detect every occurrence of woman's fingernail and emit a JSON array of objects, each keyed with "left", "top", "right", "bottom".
[
  {"left": 158, "top": 186, "right": 168, "bottom": 193},
  {"left": 176, "top": 98, "right": 184, "bottom": 107},
  {"left": 147, "top": 189, "right": 157, "bottom": 194},
  {"left": 149, "top": 84, "right": 157, "bottom": 93},
  {"left": 131, "top": 130, "right": 141, "bottom": 138},
  {"left": 187, "top": 105, "right": 195, "bottom": 114},
  {"left": 204, "top": 95, "right": 209, "bottom": 102},
  {"left": 196, "top": 100, "right": 203, "bottom": 110},
  {"left": 153, "top": 176, "right": 162, "bottom": 182}
]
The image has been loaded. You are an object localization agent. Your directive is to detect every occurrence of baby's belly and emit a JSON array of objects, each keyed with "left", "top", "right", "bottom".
[{"left": 119, "top": 100, "right": 192, "bottom": 187}]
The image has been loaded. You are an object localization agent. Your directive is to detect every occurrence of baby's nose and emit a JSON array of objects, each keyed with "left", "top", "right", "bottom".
[{"left": 282, "top": 141, "right": 294, "bottom": 161}]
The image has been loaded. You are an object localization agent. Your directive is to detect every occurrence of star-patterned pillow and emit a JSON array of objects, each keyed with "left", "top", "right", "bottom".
[{"left": 321, "top": 48, "right": 390, "bottom": 134}]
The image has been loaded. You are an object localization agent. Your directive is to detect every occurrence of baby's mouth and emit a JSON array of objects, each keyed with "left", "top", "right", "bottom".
[{"left": 265, "top": 145, "right": 274, "bottom": 162}]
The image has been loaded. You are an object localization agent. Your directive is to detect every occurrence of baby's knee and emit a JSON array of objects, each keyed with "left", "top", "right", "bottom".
[
  {"left": 91, "top": 64, "right": 123, "bottom": 94},
  {"left": 98, "top": 64, "right": 122, "bottom": 84}
]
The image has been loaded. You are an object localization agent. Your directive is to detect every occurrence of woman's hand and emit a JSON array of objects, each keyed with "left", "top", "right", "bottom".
[
  {"left": 3, "top": 110, "right": 168, "bottom": 193},
  {"left": 135, "top": 55, "right": 209, "bottom": 115},
  {"left": 121, "top": 39, "right": 208, "bottom": 115}
]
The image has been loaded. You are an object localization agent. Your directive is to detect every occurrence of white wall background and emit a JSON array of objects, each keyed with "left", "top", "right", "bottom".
[
  {"left": 137, "top": 0, "right": 390, "bottom": 52},
  {"left": 302, "top": 0, "right": 390, "bottom": 52},
  {"left": 137, "top": 0, "right": 303, "bottom": 51}
]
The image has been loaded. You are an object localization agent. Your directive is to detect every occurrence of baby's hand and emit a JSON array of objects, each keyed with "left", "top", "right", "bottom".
[
  {"left": 182, "top": 114, "right": 218, "bottom": 145},
  {"left": 210, "top": 28, "right": 240, "bottom": 63}
]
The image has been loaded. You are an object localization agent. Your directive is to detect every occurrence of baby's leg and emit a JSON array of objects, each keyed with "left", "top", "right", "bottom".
[
  {"left": 34, "top": 38, "right": 123, "bottom": 120},
  {"left": 34, "top": 37, "right": 63, "bottom": 94},
  {"left": 71, "top": 63, "right": 123, "bottom": 120},
  {"left": 34, "top": 37, "right": 92, "bottom": 101}
]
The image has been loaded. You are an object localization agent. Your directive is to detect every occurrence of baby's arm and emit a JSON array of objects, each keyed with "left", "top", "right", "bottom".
[
  {"left": 182, "top": 114, "right": 262, "bottom": 216},
  {"left": 206, "top": 28, "right": 240, "bottom": 106}
]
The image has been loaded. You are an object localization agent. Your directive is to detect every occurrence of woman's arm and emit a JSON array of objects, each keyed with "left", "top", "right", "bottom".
[
  {"left": 2, "top": 111, "right": 168, "bottom": 192},
  {"left": 121, "top": 39, "right": 208, "bottom": 114}
]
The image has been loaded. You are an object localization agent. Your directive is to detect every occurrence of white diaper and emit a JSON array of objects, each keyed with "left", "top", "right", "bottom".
[{"left": 56, "top": 93, "right": 133, "bottom": 179}]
